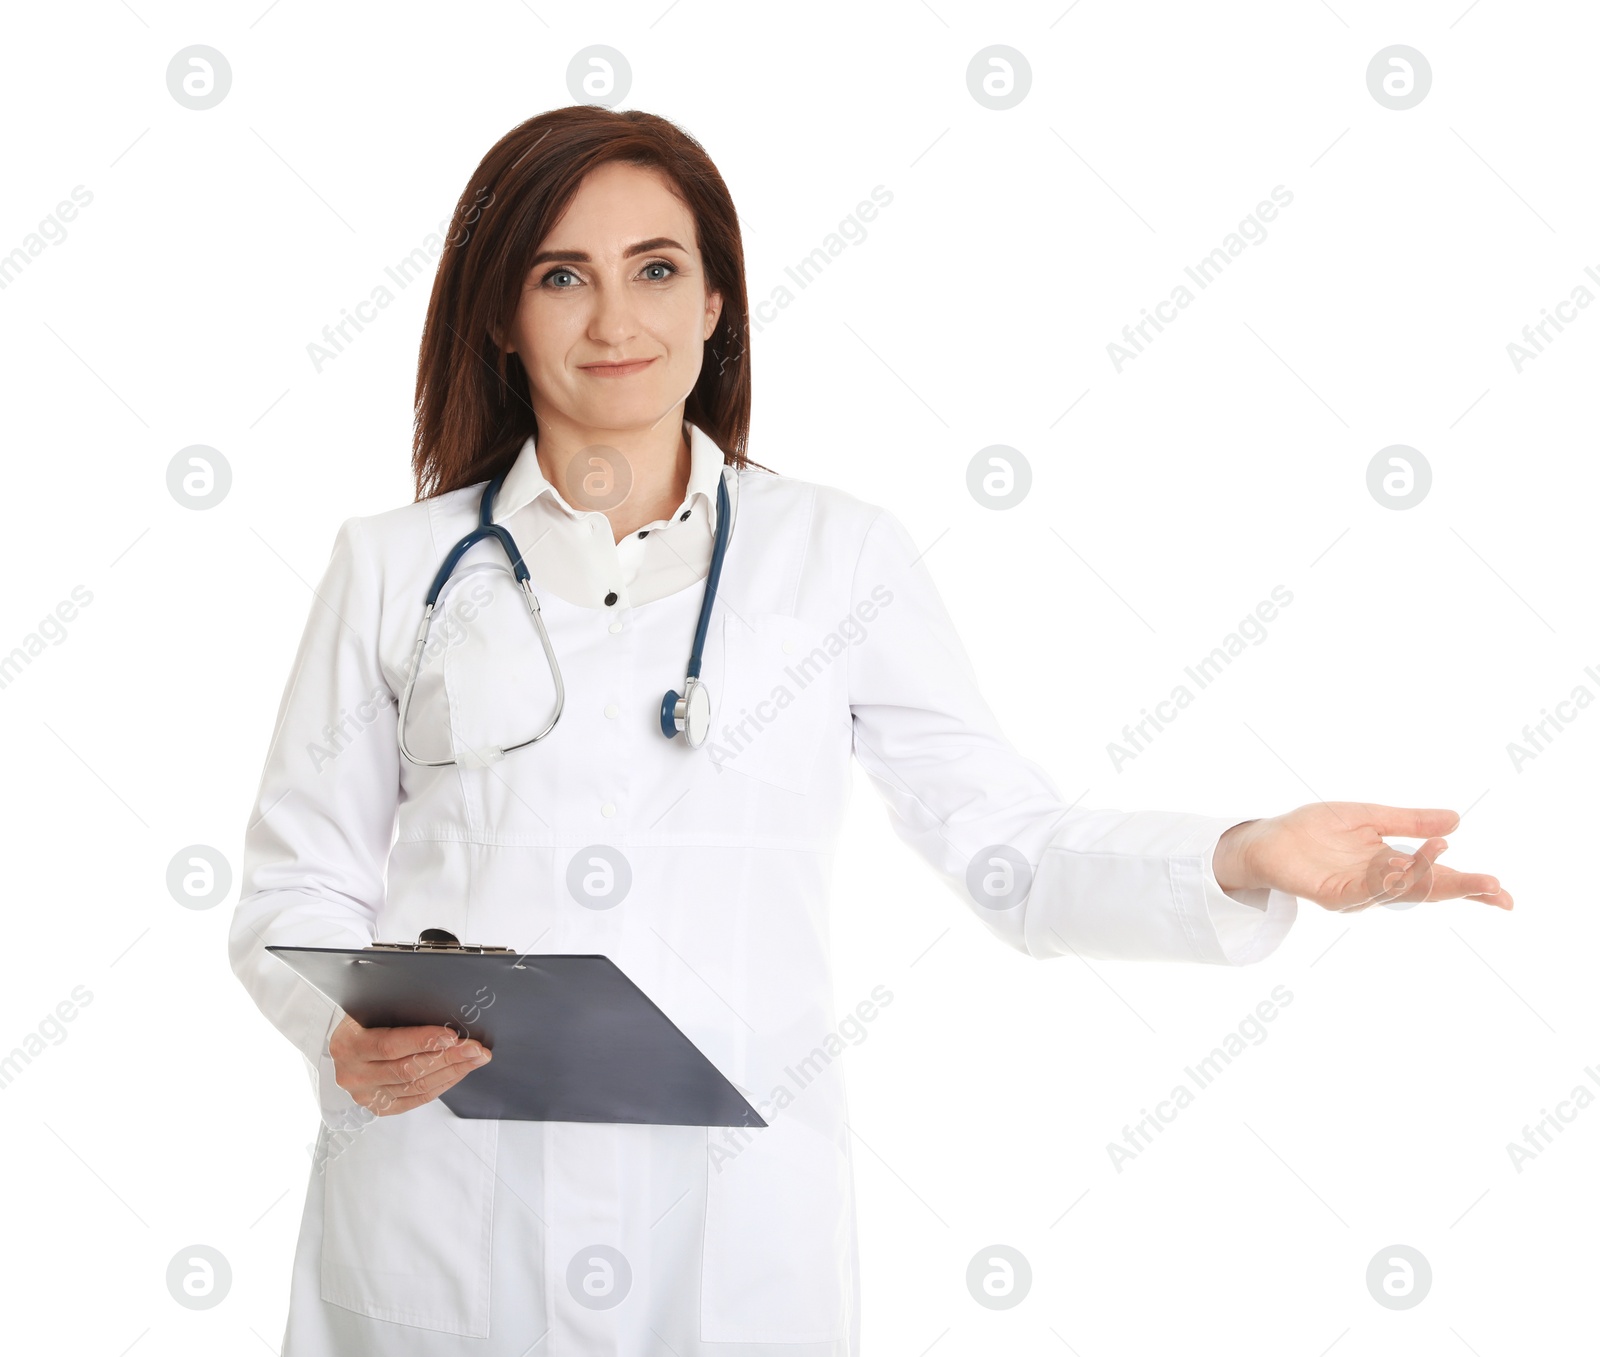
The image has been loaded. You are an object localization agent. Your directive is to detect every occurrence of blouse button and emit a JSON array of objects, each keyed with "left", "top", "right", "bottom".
[
  {"left": 601, "top": 802, "right": 617, "bottom": 818},
  {"left": 604, "top": 703, "right": 619, "bottom": 719},
  {"left": 679, "top": 510, "right": 690, "bottom": 521},
  {"left": 637, "top": 530, "right": 649, "bottom": 538},
  {"left": 608, "top": 620, "right": 623, "bottom": 634}
]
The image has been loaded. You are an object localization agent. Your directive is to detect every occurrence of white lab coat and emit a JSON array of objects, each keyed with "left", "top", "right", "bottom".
[{"left": 230, "top": 451, "right": 1297, "bottom": 1355}]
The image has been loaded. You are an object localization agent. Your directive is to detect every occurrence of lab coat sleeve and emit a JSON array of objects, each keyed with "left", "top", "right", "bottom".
[
  {"left": 229, "top": 515, "right": 391, "bottom": 1130},
  {"left": 845, "top": 507, "right": 1297, "bottom": 965}
]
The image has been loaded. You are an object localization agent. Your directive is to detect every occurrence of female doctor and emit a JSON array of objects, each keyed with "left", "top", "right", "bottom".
[{"left": 230, "top": 106, "right": 1511, "bottom": 1357}]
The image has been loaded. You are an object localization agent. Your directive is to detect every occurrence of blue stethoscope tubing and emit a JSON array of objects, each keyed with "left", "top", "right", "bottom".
[
  {"left": 660, "top": 467, "right": 732, "bottom": 744},
  {"left": 396, "top": 464, "right": 733, "bottom": 767}
]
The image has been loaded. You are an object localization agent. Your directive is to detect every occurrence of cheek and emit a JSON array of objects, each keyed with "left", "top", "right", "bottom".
[
  {"left": 654, "top": 297, "right": 713, "bottom": 352},
  {"left": 518, "top": 302, "right": 584, "bottom": 372}
]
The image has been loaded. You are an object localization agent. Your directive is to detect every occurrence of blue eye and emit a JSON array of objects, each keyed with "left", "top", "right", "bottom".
[
  {"left": 542, "top": 268, "right": 577, "bottom": 289},
  {"left": 643, "top": 260, "right": 677, "bottom": 281}
]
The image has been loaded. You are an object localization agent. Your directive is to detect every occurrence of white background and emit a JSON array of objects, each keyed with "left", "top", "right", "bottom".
[{"left": 0, "top": 1, "right": 1589, "bottom": 1352}]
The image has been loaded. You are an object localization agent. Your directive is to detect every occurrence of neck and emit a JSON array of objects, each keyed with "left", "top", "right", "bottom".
[{"left": 532, "top": 409, "right": 691, "bottom": 544}]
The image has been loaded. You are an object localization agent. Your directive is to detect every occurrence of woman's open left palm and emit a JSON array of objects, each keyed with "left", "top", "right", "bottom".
[{"left": 1235, "top": 802, "right": 1512, "bottom": 913}]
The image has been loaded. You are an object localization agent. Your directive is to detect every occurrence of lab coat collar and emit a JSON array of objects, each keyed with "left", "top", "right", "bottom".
[{"left": 493, "top": 419, "right": 729, "bottom": 531}]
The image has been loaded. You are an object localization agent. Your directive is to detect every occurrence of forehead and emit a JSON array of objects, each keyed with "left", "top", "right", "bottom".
[{"left": 541, "top": 161, "right": 698, "bottom": 253}]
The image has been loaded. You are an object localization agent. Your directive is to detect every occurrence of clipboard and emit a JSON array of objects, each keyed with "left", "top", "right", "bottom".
[{"left": 267, "top": 930, "right": 766, "bottom": 1128}]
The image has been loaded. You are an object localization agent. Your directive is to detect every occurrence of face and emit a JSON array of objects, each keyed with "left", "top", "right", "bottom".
[{"left": 500, "top": 160, "right": 723, "bottom": 437}]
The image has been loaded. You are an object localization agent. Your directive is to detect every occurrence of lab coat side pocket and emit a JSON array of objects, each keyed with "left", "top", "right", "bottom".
[
  {"left": 319, "top": 1098, "right": 499, "bottom": 1336},
  {"left": 710, "top": 611, "right": 832, "bottom": 795},
  {"left": 701, "top": 1113, "right": 852, "bottom": 1342}
]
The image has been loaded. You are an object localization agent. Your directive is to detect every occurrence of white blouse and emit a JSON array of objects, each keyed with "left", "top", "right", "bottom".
[{"left": 492, "top": 419, "right": 737, "bottom": 610}]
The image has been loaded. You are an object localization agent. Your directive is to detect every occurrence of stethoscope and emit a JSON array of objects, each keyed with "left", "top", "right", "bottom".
[{"left": 396, "top": 464, "right": 733, "bottom": 766}]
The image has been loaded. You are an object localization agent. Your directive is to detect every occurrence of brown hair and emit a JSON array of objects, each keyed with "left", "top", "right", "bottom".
[{"left": 411, "top": 106, "right": 766, "bottom": 502}]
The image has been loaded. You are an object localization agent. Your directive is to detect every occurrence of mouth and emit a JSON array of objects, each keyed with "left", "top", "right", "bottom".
[{"left": 579, "top": 357, "right": 658, "bottom": 378}]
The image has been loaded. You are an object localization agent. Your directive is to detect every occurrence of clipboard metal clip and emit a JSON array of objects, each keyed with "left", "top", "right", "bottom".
[{"left": 366, "top": 927, "right": 516, "bottom": 955}]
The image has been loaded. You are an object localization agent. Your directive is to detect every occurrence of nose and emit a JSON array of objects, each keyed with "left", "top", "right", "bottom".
[{"left": 586, "top": 270, "right": 642, "bottom": 348}]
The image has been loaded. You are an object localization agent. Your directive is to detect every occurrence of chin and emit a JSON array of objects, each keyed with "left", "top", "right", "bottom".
[{"left": 577, "top": 387, "right": 676, "bottom": 429}]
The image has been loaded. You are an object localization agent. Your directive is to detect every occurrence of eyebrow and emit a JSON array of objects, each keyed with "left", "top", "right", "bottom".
[{"left": 527, "top": 237, "right": 689, "bottom": 267}]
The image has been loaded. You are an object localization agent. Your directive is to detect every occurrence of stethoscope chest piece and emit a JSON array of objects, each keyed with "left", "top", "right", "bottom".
[{"left": 660, "top": 676, "right": 712, "bottom": 748}]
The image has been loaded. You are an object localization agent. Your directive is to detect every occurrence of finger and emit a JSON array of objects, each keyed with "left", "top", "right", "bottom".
[
  {"left": 360, "top": 1048, "right": 490, "bottom": 1110},
  {"left": 375, "top": 1089, "right": 450, "bottom": 1116},
  {"left": 1368, "top": 852, "right": 1514, "bottom": 911},
  {"left": 1359, "top": 805, "right": 1461, "bottom": 839},
  {"left": 395, "top": 1049, "right": 492, "bottom": 1100},
  {"left": 368, "top": 1039, "right": 490, "bottom": 1089},
  {"left": 363, "top": 1024, "right": 469, "bottom": 1062},
  {"left": 1425, "top": 864, "right": 1513, "bottom": 908},
  {"left": 387, "top": 1049, "right": 492, "bottom": 1100}
]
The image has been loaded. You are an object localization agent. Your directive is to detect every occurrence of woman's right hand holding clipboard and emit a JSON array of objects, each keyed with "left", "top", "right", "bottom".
[{"left": 329, "top": 1016, "right": 494, "bottom": 1117}]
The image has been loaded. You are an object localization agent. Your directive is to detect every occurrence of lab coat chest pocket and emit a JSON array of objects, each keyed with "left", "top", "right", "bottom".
[
  {"left": 711, "top": 611, "right": 838, "bottom": 794},
  {"left": 390, "top": 561, "right": 511, "bottom": 768},
  {"left": 319, "top": 1101, "right": 498, "bottom": 1335},
  {"left": 393, "top": 557, "right": 568, "bottom": 774}
]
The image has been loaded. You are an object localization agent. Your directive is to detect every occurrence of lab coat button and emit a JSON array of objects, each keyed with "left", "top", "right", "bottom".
[{"left": 604, "top": 591, "right": 618, "bottom": 606}]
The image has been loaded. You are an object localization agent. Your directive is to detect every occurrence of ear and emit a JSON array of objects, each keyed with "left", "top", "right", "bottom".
[{"left": 703, "top": 288, "right": 724, "bottom": 342}]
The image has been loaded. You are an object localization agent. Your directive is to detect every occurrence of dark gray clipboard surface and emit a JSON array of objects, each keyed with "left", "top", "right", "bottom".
[{"left": 267, "top": 944, "right": 766, "bottom": 1128}]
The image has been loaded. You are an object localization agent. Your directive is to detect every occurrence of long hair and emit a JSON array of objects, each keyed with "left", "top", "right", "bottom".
[{"left": 411, "top": 106, "right": 762, "bottom": 502}]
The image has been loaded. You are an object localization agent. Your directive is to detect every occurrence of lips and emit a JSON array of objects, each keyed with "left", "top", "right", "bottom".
[{"left": 579, "top": 357, "right": 657, "bottom": 376}]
